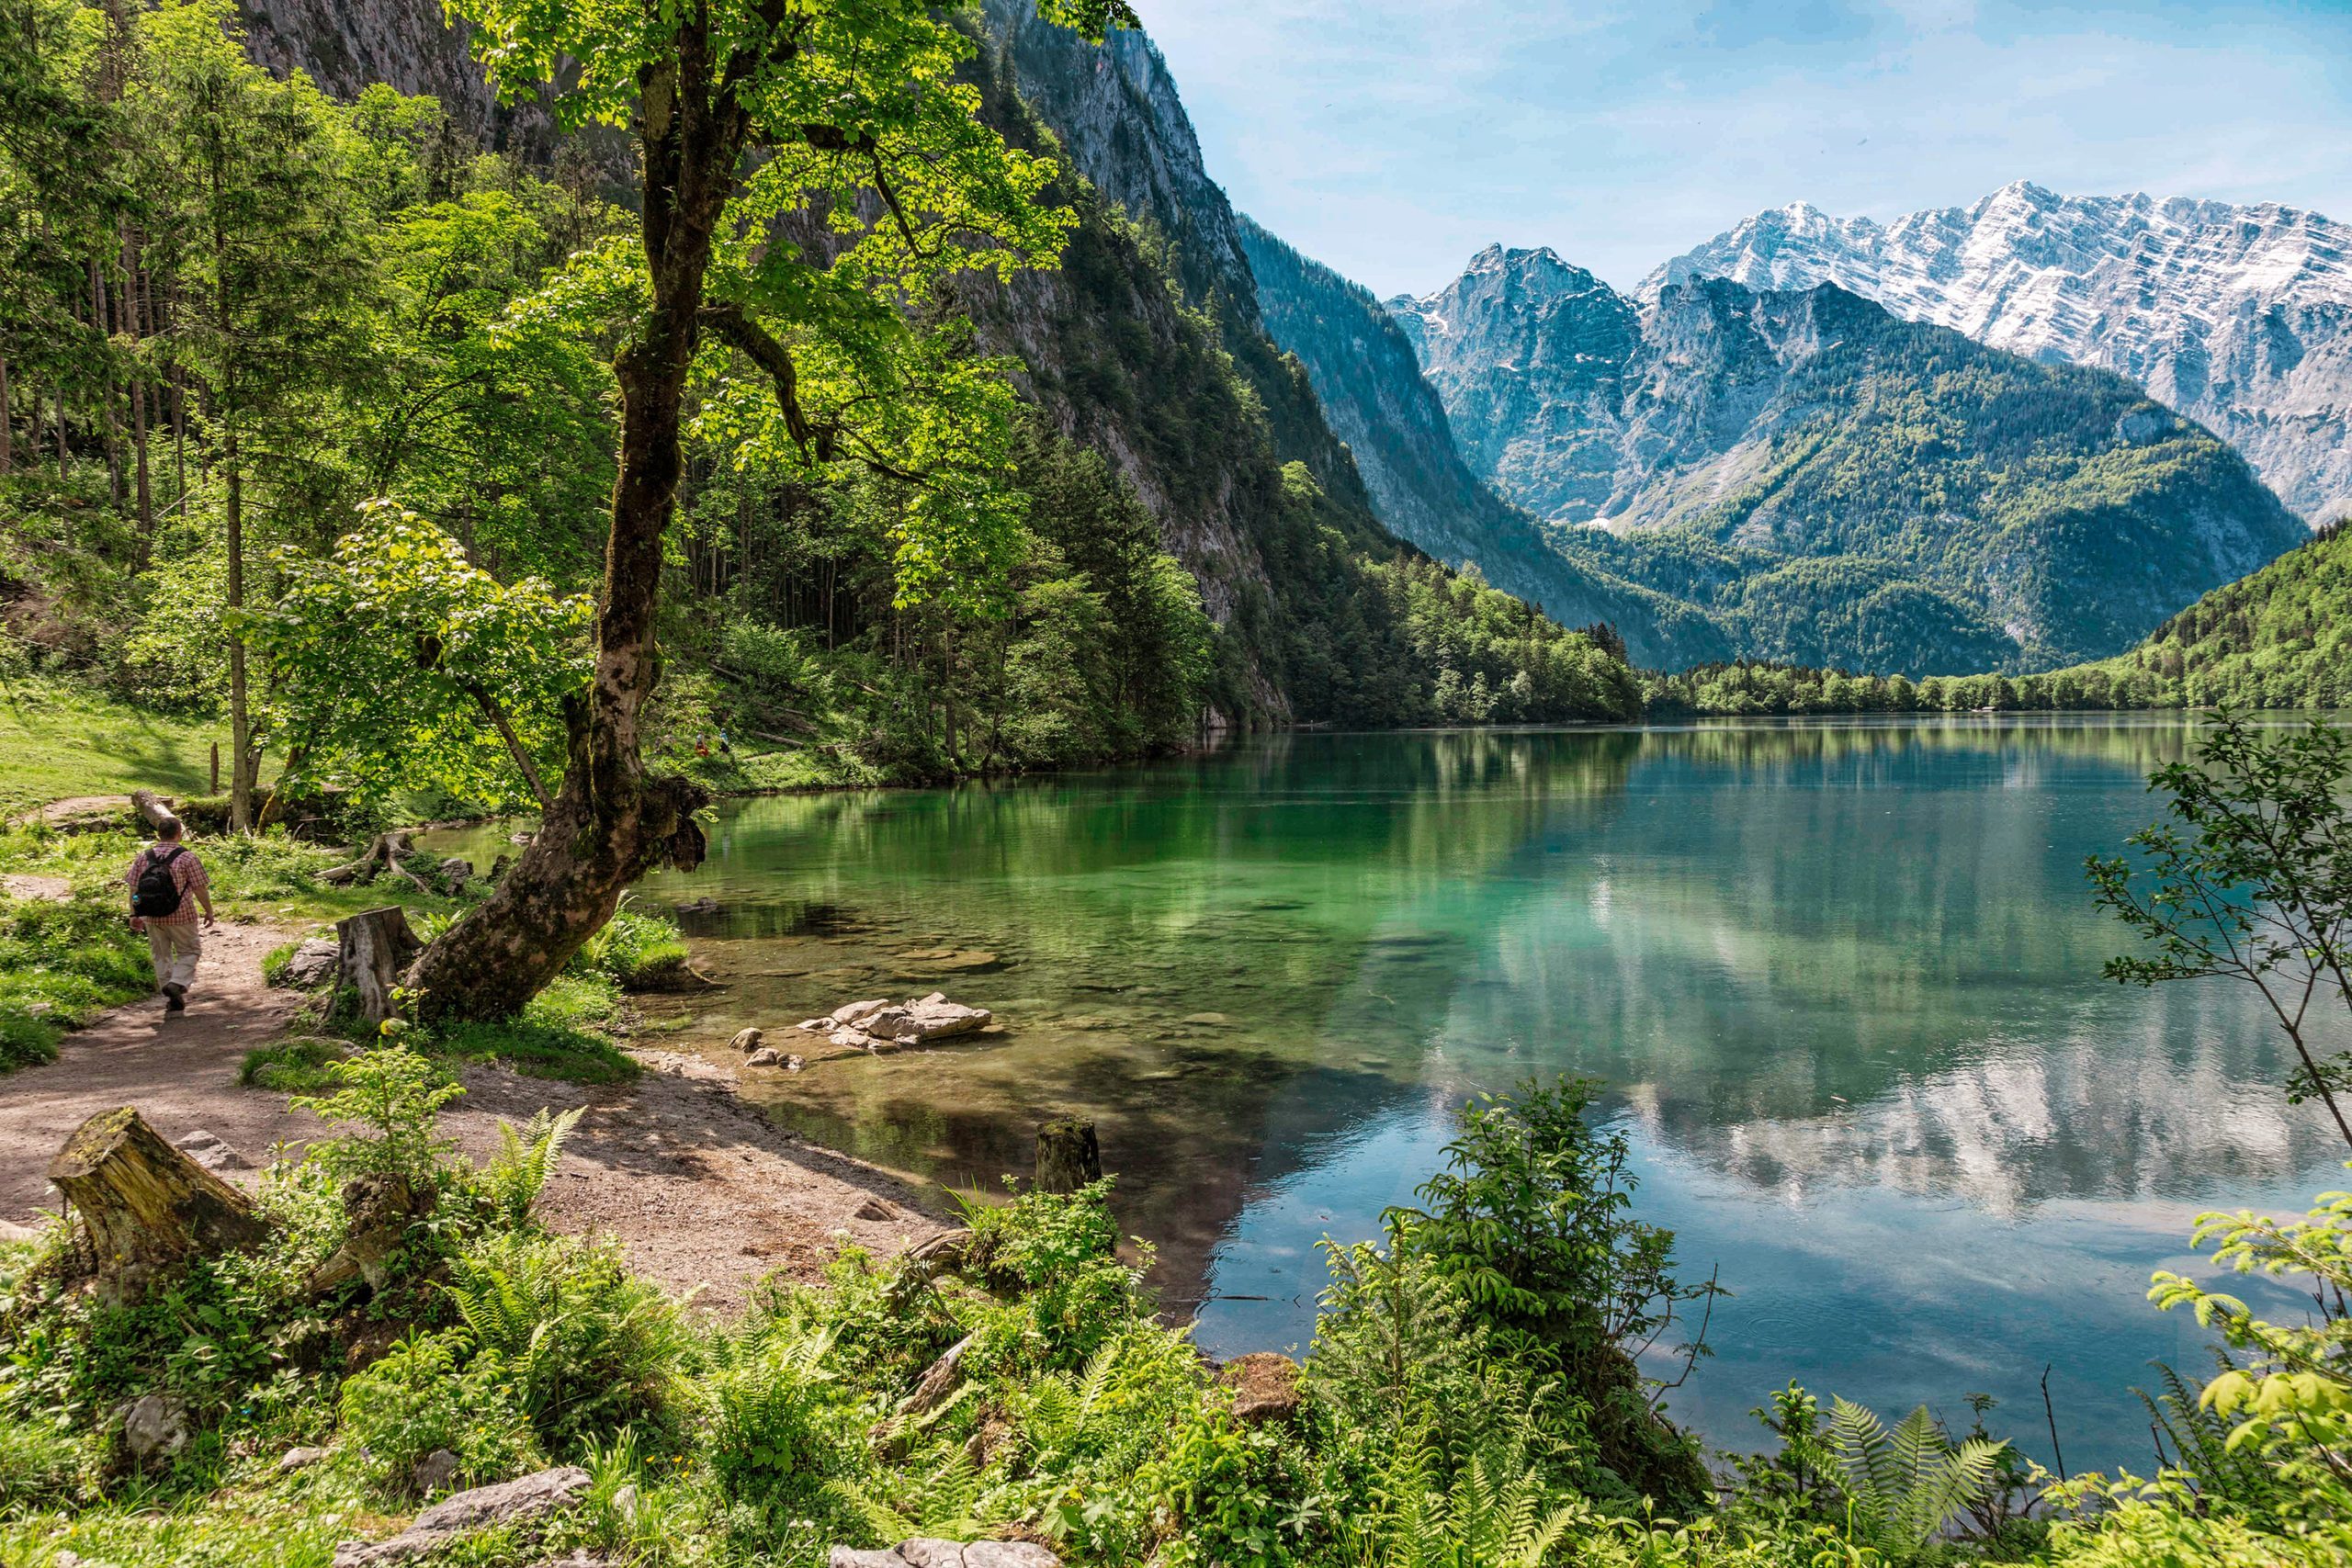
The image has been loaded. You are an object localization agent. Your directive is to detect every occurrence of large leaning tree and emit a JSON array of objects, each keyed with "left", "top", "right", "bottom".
[{"left": 409, "top": 0, "right": 1136, "bottom": 1021}]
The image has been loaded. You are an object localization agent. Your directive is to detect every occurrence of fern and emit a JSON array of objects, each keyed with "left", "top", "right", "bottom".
[
  {"left": 473, "top": 1105, "right": 583, "bottom": 1229},
  {"left": 1826, "top": 1396, "right": 2001, "bottom": 1561},
  {"left": 1349, "top": 1419, "right": 1584, "bottom": 1567},
  {"left": 2137, "top": 1354, "right": 2291, "bottom": 1520},
  {"left": 445, "top": 1232, "right": 689, "bottom": 1450},
  {"left": 825, "top": 1446, "right": 995, "bottom": 1544}
]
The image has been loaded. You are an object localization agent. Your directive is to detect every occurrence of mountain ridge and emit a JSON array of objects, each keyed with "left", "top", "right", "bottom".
[
  {"left": 1377, "top": 248, "right": 2306, "bottom": 672},
  {"left": 1645, "top": 179, "right": 2352, "bottom": 524}
]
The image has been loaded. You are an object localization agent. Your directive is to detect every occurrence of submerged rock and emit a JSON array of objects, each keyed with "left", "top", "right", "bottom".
[{"left": 802, "top": 993, "right": 994, "bottom": 1053}]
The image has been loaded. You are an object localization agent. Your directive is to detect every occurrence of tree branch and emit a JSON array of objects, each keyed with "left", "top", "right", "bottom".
[{"left": 699, "top": 303, "right": 815, "bottom": 454}]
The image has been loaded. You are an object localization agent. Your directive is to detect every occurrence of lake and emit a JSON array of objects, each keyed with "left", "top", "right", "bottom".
[{"left": 435, "top": 715, "right": 2351, "bottom": 1471}]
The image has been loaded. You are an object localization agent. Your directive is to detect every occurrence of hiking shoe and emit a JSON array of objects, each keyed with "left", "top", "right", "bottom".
[{"left": 163, "top": 983, "right": 187, "bottom": 1013}]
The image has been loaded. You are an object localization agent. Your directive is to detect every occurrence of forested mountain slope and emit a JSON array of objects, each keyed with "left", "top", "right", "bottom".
[
  {"left": 1234, "top": 217, "right": 1724, "bottom": 668},
  {"left": 1650, "top": 181, "right": 2352, "bottom": 525},
  {"left": 2088, "top": 517, "right": 2352, "bottom": 707},
  {"left": 1389, "top": 248, "right": 2306, "bottom": 673}
]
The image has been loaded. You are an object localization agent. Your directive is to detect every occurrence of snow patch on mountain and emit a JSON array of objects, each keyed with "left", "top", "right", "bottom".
[{"left": 1645, "top": 180, "right": 2352, "bottom": 523}]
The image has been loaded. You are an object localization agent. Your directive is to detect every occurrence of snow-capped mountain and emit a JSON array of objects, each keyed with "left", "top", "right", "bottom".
[
  {"left": 1645, "top": 181, "right": 2352, "bottom": 524},
  {"left": 1374, "top": 245, "right": 2304, "bottom": 673}
]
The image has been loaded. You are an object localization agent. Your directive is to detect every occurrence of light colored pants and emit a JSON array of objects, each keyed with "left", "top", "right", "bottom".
[{"left": 146, "top": 921, "right": 201, "bottom": 993}]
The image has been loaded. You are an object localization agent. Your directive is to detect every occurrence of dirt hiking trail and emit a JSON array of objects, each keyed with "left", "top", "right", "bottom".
[{"left": 0, "top": 921, "right": 945, "bottom": 1311}]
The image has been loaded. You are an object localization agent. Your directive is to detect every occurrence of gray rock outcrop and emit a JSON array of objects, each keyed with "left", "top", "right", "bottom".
[{"left": 333, "top": 1464, "right": 592, "bottom": 1567}]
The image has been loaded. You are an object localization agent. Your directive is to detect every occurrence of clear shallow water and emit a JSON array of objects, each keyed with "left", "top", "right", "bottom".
[{"left": 435, "top": 716, "right": 2349, "bottom": 1469}]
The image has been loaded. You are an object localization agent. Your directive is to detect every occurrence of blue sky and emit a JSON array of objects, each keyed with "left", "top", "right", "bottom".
[{"left": 1136, "top": 0, "right": 2352, "bottom": 297}]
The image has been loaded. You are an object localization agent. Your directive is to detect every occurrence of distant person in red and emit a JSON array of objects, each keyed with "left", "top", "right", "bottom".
[{"left": 125, "top": 817, "right": 217, "bottom": 1013}]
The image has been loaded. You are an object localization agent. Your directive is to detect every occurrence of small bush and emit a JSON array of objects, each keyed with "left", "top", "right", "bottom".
[
  {"left": 569, "top": 897, "right": 692, "bottom": 990},
  {"left": 336, "top": 1328, "right": 541, "bottom": 1495},
  {"left": 707, "top": 1322, "right": 846, "bottom": 1496}
]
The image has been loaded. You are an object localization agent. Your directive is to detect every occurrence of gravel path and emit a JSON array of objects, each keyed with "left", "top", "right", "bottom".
[{"left": 0, "top": 921, "right": 945, "bottom": 1311}]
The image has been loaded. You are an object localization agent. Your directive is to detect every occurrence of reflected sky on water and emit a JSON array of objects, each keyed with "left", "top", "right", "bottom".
[{"left": 431, "top": 714, "right": 2351, "bottom": 1468}]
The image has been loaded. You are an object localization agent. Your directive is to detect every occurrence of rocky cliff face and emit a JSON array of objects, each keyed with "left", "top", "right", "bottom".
[
  {"left": 1385, "top": 244, "right": 1644, "bottom": 525},
  {"left": 1388, "top": 248, "right": 2305, "bottom": 671},
  {"left": 235, "top": 1, "right": 514, "bottom": 146},
  {"left": 1647, "top": 180, "right": 2352, "bottom": 525},
  {"left": 1234, "top": 219, "right": 1713, "bottom": 661}
]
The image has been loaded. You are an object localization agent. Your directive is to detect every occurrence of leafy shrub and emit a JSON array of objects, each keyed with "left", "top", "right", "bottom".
[
  {"left": 1381, "top": 1077, "right": 1716, "bottom": 1508},
  {"left": 1140, "top": 1408, "right": 1296, "bottom": 1568},
  {"left": 446, "top": 1232, "right": 691, "bottom": 1453},
  {"left": 956, "top": 1180, "right": 1148, "bottom": 1375},
  {"left": 707, "top": 1322, "right": 846, "bottom": 1496},
  {"left": 290, "top": 1045, "right": 462, "bottom": 1188},
  {"left": 336, "top": 1328, "right": 540, "bottom": 1495}
]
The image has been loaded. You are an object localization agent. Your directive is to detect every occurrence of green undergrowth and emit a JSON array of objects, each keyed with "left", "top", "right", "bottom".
[
  {"left": 8, "top": 1063, "right": 2340, "bottom": 1568},
  {"left": 0, "top": 818, "right": 672, "bottom": 1085}
]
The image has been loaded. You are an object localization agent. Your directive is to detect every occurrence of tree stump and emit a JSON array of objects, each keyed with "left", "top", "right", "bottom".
[
  {"left": 1035, "top": 1118, "right": 1102, "bottom": 1194},
  {"left": 309, "top": 1173, "right": 430, "bottom": 1296},
  {"left": 338, "top": 906, "right": 423, "bottom": 1026},
  {"left": 48, "top": 1108, "right": 270, "bottom": 1297}
]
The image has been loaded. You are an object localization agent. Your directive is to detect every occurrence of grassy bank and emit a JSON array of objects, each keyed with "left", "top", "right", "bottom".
[{"left": 0, "top": 681, "right": 224, "bottom": 818}]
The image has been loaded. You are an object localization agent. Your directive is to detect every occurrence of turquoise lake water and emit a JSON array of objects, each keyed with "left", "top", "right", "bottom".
[{"left": 435, "top": 715, "right": 2351, "bottom": 1468}]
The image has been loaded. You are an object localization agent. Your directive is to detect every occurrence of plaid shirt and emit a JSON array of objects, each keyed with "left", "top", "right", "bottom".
[{"left": 125, "top": 843, "right": 209, "bottom": 925}]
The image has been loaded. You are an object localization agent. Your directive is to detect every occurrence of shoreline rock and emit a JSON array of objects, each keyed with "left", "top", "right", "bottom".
[{"left": 797, "top": 992, "right": 992, "bottom": 1055}]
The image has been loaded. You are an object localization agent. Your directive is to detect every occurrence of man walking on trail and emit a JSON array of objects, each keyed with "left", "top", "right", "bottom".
[{"left": 126, "top": 818, "right": 216, "bottom": 1013}]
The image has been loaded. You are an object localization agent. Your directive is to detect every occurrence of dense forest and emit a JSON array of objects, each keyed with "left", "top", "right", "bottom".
[
  {"left": 1645, "top": 518, "right": 2352, "bottom": 716},
  {"left": 0, "top": 0, "right": 1638, "bottom": 827}
]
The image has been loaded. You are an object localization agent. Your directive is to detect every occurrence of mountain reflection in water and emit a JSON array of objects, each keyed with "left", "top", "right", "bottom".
[{"left": 426, "top": 715, "right": 2350, "bottom": 1470}]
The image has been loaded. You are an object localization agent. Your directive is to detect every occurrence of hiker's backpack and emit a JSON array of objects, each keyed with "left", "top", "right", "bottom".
[{"left": 131, "top": 846, "right": 184, "bottom": 919}]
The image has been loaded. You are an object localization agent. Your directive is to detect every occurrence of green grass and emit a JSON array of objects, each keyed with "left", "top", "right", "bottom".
[
  {"left": 0, "top": 825, "right": 645, "bottom": 1083},
  {"left": 0, "top": 679, "right": 223, "bottom": 818},
  {"left": 433, "top": 975, "right": 639, "bottom": 1085},
  {"left": 238, "top": 1036, "right": 351, "bottom": 1094}
]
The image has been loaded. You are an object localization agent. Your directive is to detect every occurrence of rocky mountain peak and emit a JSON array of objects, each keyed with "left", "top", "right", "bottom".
[{"left": 1649, "top": 181, "right": 2352, "bottom": 522}]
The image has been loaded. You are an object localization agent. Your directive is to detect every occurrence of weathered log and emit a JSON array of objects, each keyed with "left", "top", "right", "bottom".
[
  {"left": 48, "top": 1108, "right": 270, "bottom": 1295},
  {"left": 130, "top": 788, "right": 176, "bottom": 831},
  {"left": 1035, "top": 1119, "right": 1102, "bottom": 1195},
  {"left": 338, "top": 906, "right": 424, "bottom": 1025}
]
